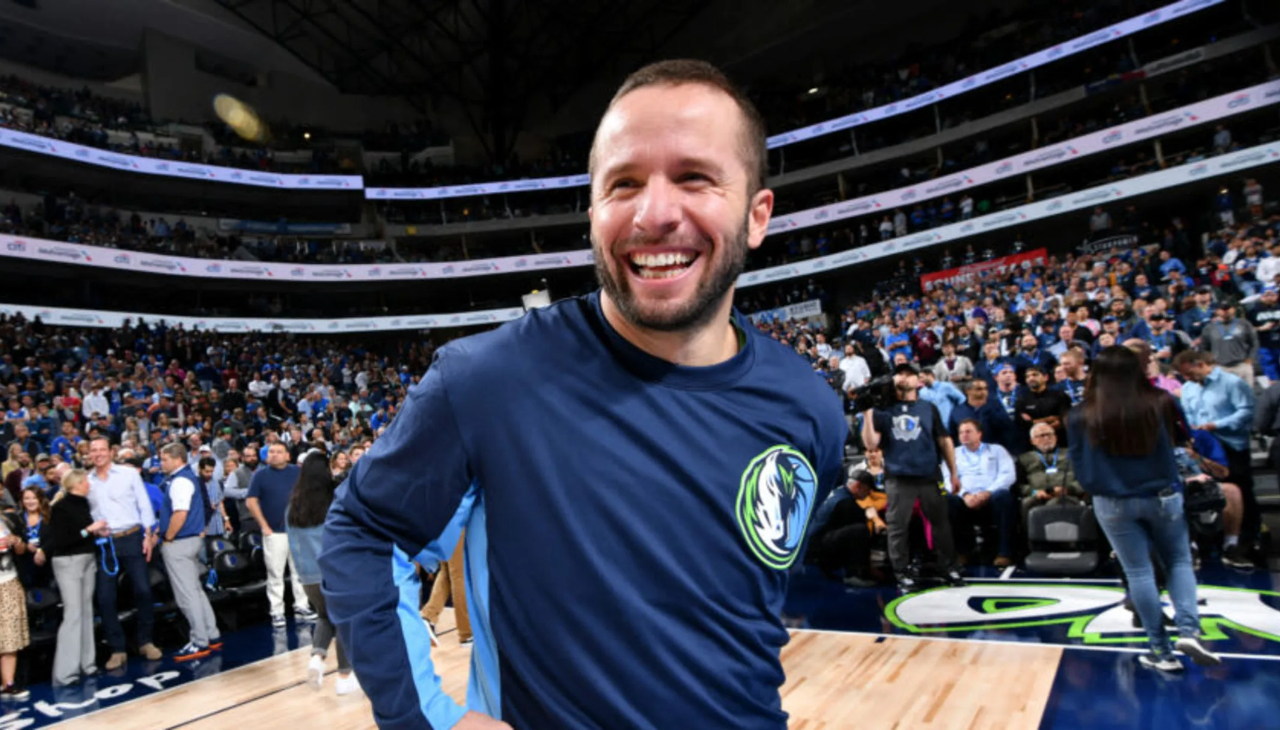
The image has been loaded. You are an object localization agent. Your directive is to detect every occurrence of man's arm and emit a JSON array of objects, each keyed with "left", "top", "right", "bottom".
[
  {"left": 991, "top": 446, "right": 1017, "bottom": 492},
  {"left": 860, "top": 409, "right": 882, "bottom": 451},
  {"left": 320, "top": 351, "right": 491, "bottom": 730},
  {"left": 1213, "top": 379, "right": 1256, "bottom": 433},
  {"left": 130, "top": 470, "right": 159, "bottom": 560},
  {"left": 245, "top": 473, "right": 272, "bottom": 537},
  {"left": 165, "top": 477, "right": 193, "bottom": 542},
  {"left": 938, "top": 436, "right": 959, "bottom": 494}
]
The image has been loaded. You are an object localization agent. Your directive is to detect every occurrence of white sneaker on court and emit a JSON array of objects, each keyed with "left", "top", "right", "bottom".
[
  {"left": 307, "top": 654, "right": 325, "bottom": 690},
  {"left": 335, "top": 673, "right": 361, "bottom": 696},
  {"left": 1175, "top": 637, "right": 1222, "bottom": 667}
]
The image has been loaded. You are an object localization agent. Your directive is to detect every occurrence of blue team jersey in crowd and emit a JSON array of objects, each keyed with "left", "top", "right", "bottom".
[{"left": 320, "top": 291, "right": 847, "bottom": 730}]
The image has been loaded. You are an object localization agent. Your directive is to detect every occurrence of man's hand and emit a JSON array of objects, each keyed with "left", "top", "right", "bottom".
[
  {"left": 454, "top": 711, "right": 514, "bottom": 729},
  {"left": 34, "top": 548, "right": 45, "bottom": 567},
  {"left": 1036, "top": 490, "right": 1053, "bottom": 501},
  {"left": 143, "top": 533, "right": 155, "bottom": 562},
  {"left": 1200, "top": 422, "right": 1217, "bottom": 432},
  {"left": 262, "top": 526, "right": 275, "bottom": 538},
  {"left": 1186, "top": 473, "right": 1212, "bottom": 484}
]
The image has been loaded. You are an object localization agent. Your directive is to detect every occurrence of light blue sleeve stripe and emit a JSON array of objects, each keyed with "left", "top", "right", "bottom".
[
  {"left": 413, "top": 485, "right": 478, "bottom": 568},
  {"left": 393, "top": 544, "right": 469, "bottom": 730},
  {"left": 463, "top": 496, "right": 501, "bottom": 718}
]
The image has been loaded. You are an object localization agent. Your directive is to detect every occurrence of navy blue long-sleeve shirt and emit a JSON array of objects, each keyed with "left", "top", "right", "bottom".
[{"left": 320, "top": 292, "right": 847, "bottom": 730}]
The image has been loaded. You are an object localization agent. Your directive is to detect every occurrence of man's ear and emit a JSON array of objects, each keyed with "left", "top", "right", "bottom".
[{"left": 746, "top": 188, "right": 774, "bottom": 251}]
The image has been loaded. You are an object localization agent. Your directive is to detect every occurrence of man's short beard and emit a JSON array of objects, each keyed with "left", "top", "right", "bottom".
[{"left": 593, "top": 213, "right": 750, "bottom": 333}]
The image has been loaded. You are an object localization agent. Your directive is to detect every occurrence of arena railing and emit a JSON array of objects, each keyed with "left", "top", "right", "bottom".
[
  {"left": 4, "top": 77, "right": 1273, "bottom": 283},
  {"left": 0, "top": 0, "right": 1240, "bottom": 200},
  {"left": 0, "top": 302, "right": 525, "bottom": 334},
  {"left": 5, "top": 137, "right": 1277, "bottom": 332},
  {"left": 375, "top": 25, "right": 1276, "bottom": 228}
]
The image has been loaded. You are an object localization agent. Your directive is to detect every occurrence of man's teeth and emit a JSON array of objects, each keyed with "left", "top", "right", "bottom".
[
  {"left": 630, "top": 252, "right": 694, "bottom": 268},
  {"left": 637, "top": 267, "right": 686, "bottom": 279}
]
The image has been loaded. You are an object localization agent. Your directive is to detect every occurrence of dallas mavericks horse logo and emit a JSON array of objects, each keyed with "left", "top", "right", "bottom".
[{"left": 736, "top": 445, "right": 818, "bottom": 570}]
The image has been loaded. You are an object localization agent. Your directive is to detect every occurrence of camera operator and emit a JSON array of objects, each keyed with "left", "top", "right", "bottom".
[{"left": 860, "top": 362, "right": 965, "bottom": 592}]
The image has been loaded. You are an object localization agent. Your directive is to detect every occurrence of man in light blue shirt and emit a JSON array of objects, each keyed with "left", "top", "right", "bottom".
[
  {"left": 1174, "top": 349, "right": 1260, "bottom": 545},
  {"left": 948, "top": 418, "right": 1017, "bottom": 567},
  {"left": 86, "top": 437, "right": 163, "bottom": 669},
  {"left": 919, "top": 369, "right": 966, "bottom": 429}
]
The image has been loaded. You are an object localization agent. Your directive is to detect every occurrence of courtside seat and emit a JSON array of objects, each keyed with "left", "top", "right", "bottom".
[
  {"left": 1024, "top": 503, "right": 1101, "bottom": 576},
  {"left": 26, "top": 584, "right": 61, "bottom": 648}
]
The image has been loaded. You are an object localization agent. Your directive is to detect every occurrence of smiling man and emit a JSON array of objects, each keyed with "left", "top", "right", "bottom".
[{"left": 321, "top": 60, "right": 848, "bottom": 730}]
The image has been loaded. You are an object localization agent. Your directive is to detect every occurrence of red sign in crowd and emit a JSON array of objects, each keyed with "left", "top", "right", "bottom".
[{"left": 920, "top": 248, "right": 1049, "bottom": 292}]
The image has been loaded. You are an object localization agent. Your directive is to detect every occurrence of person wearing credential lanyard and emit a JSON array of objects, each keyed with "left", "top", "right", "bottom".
[
  {"left": 1018, "top": 422, "right": 1084, "bottom": 526},
  {"left": 948, "top": 419, "right": 1017, "bottom": 567},
  {"left": 1199, "top": 301, "right": 1258, "bottom": 387},
  {"left": 1056, "top": 348, "right": 1089, "bottom": 406},
  {"left": 85, "top": 437, "right": 163, "bottom": 669},
  {"left": 156, "top": 443, "right": 221, "bottom": 662}
]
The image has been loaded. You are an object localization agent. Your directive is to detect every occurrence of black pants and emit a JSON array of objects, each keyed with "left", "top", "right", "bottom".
[
  {"left": 811, "top": 523, "right": 872, "bottom": 576},
  {"left": 1223, "top": 444, "right": 1259, "bottom": 543},
  {"left": 95, "top": 530, "right": 154, "bottom": 653},
  {"left": 886, "top": 475, "right": 957, "bottom": 572}
]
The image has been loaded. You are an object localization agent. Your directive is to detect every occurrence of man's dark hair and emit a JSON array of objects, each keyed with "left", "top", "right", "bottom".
[
  {"left": 957, "top": 418, "right": 984, "bottom": 434},
  {"left": 198, "top": 456, "right": 217, "bottom": 471},
  {"left": 589, "top": 58, "right": 768, "bottom": 195},
  {"left": 1173, "top": 349, "right": 1215, "bottom": 368}
]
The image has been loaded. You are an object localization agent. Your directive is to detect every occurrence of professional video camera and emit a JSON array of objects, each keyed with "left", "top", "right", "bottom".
[{"left": 849, "top": 374, "right": 897, "bottom": 413}]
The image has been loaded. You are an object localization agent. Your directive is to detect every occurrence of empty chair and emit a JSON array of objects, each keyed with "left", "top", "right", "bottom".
[{"left": 1024, "top": 503, "right": 1101, "bottom": 576}]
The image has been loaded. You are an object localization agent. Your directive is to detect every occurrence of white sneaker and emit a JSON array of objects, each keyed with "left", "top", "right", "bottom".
[
  {"left": 335, "top": 673, "right": 360, "bottom": 696},
  {"left": 1138, "top": 652, "right": 1184, "bottom": 672},
  {"left": 1175, "top": 637, "right": 1223, "bottom": 667},
  {"left": 307, "top": 654, "right": 325, "bottom": 690}
]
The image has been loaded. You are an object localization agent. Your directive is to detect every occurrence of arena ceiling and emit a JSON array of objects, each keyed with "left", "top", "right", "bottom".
[{"left": 210, "top": 0, "right": 711, "bottom": 158}]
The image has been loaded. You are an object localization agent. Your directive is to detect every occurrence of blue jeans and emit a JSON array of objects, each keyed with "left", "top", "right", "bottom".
[
  {"left": 95, "top": 530, "right": 155, "bottom": 653},
  {"left": 1093, "top": 492, "right": 1200, "bottom": 654}
]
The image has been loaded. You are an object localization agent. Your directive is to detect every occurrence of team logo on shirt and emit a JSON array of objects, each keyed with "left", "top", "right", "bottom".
[
  {"left": 892, "top": 414, "right": 922, "bottom": 441},
  {"left": 735, "top": 445, "right": 818, "bottom": 570}
]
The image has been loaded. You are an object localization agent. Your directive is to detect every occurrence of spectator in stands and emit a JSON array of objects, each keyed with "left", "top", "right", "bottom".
[
  {"left": 41, "top": 468, "right": 106, "bottom": 687},
  {"left": 990, "top": 365, "right": 1027, "bottom": 453},
  {"left": 1173, "top": 350, "right": 1259, "bottom": 550},
  {"left": 14, "top": 486, "right": 51, "bottom": 588},
  {"left": 247, "top": 441, "right": 314, "bottom": 627},
  {"left": 0, "top": 504, "right": 30, "bottom": 700},
  {"left": 1068, "top": 346, "right": 1219, "bottom": 672},
  {"left": 1177, "top": 428, "right": 1250, "bottom": 569},
  {"left": 918, "top": 369, "right": 965, "bottom": 429},
  {"left": 1018, "top": 422, "right": 1084, "bottom": 526},
  {"left": 1198, "top": 298, "right": 1259, "bottom": 384},
  {"left": 224, "top": 447, "right": 259, "bottom": 535},
  {"left": 1247, "top": 286, "right": 1280, "bottom": 381},
  {"left": 933, "top": 340, "right": 972, "bottom": 383},
  {"left": 157, "top": 443, "right": 221, "bottom": 661},
  {"left": 804, "top": 469, "right": 882, "bottom": 588},
  {"left": 288, "top": 452, "right": 359, "bottom": 696},
  {"left": 1057, "top": 349, "right": 1088, "bottom": 406},
  {"left": 949, "top": 419, "right": 1017, "bottom": 567},
  {"left": 1015, "top": 364, "right": 1071, "bottom": 446},
  {"left": 86, "top": 436, "right": 162, "bottom": 668}
]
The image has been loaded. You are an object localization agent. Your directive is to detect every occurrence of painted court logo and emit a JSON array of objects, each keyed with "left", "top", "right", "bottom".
[
  {"left": 736, "top": 445, "right": 818, "bottom": 570},
  {"left": 886, "top": 583, "right": 1280, "bottom": 647}
]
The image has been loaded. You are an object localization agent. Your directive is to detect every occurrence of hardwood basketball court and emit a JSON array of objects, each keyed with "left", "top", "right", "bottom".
[{"left": 49, "top": 609, "right": 1061, "bottom": 730}]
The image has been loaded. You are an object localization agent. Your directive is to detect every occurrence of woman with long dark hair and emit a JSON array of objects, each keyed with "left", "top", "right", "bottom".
[
  {"left": 286, "top": 451, "right": 358, "bottom": 695},
  {"left": 1067, "top": 346, "right": 1221, "bottom": 672}
]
